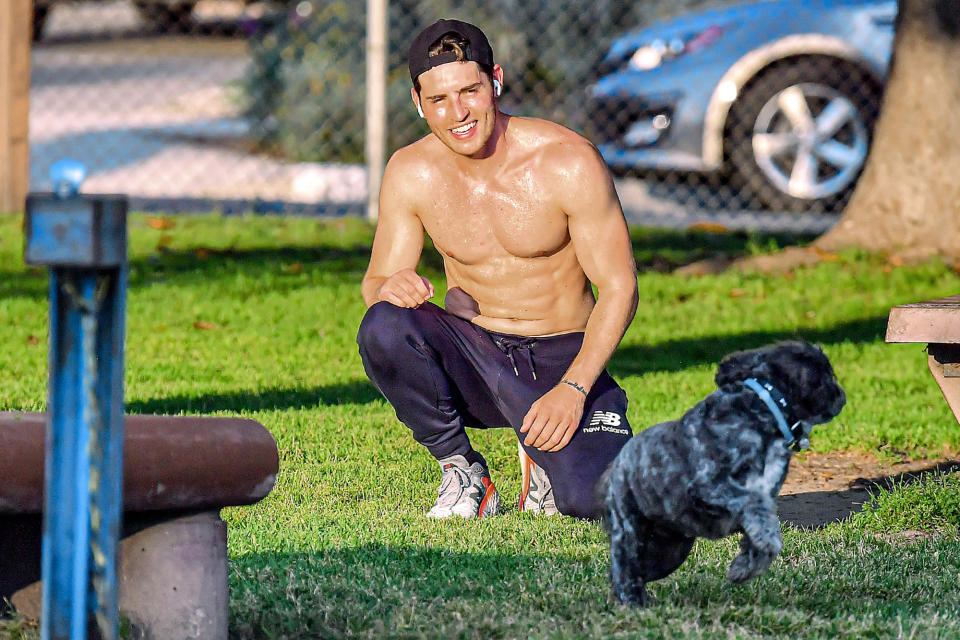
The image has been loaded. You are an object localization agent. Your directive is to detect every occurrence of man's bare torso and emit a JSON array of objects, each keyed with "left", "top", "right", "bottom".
[{"left": 401, "top": 116, "right": 596, "bottom": 336}]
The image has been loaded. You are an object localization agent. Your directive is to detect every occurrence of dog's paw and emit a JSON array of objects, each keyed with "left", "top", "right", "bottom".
[
  {"left": 613, "top": 584, "right": 654, "bottom": 607},
  {"left": 726, "top": 554, "right": 759, "bottom": 583}
]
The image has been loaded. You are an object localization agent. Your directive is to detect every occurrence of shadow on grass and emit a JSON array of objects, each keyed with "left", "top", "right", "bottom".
[
  {"left": 228, "top": 525, "right": 960, "bottom": 638},
  {"left": 609, "top": 316, "right": 887, "bottom": 378},
  {"left": 228, "top": 544, "right": 609, "bottom": 638},
  {"left": 0, "top": 227, "right": 818, "bottom": 301},
  {"left": 126, "top": 380, "right": 382, "bottom": 414},
  {"left": 629, "top": 227, "right": 818, "bottom": 273},
  {"left": 127, "top": 317, "right": 887, "bottom": 412},
  {"left": 0, "top": 269, "right": 47, "bottom": 300},
  {"left": 129, "top": 246, "right": 378, "bottom": 281},
  {"left": 131, "top": 228, "right": 815, "bottom": 285},
  {"left": 778, "top": 460, "right": 960, "bottom": 529}
]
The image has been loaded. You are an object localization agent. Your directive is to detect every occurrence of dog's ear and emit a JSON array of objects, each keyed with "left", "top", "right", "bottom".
[
  {"left": 768, "top": 342, "right": 846, "bottom": 422},
  {"left": 715, "top": 348, "right": 767, "bottom": 388}
]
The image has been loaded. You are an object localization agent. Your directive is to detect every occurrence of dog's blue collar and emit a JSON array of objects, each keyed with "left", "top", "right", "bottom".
[{"left": 742, "top": 378, "right": 808, "bottom": 451}]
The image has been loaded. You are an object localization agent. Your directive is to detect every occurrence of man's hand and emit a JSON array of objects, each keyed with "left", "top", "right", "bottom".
[
  {"left": 520, "top": 383, "right": 587, "bottom": 452},
  {"left": 377, "top": 268, "right": 435, "bottom": 307}
]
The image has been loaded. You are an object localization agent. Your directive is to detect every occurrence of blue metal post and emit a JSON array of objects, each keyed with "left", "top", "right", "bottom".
[{"left": 25, "top": 163, "right": 127, "bottom": 640}]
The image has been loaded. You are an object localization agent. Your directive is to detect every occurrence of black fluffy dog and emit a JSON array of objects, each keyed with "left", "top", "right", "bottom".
[{"left": 601, "top": 341, "right": 846, "bottom": 605}]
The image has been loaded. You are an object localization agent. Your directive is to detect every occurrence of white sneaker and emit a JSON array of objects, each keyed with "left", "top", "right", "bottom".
[
  {"left": 518, "top": 442, "right": 558, "bottom": 515},
  {"left": 427, "top": 454, "right": 500, "bottom": 519}
]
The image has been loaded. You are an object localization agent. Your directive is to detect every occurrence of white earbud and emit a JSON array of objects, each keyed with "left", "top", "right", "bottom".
[
  {"left": 416, "top": 102, "right": 424, "bottom": 118},
  {"left": 493, "top": 79, "right": 502, "bottom": 97}
]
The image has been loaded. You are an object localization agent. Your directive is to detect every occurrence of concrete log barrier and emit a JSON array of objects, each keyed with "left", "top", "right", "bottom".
[
  {"left": 0, "top": 411, "right": 279, "bottom": 513},
  {"left": 0, "top": 411, "right": 279, "bottom": 639}
]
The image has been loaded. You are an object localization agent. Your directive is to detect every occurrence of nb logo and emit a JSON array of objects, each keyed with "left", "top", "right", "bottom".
[{"left": 590, "top": 411, "right": 621, "bottom": 427}]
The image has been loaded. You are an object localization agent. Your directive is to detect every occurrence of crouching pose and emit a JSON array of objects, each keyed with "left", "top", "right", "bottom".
[
  {"left": 602, "top": 341, "right": 846, "bottom": 605},
  {"left": 357, "top": 19, "right": 638, "bottom": 519}
]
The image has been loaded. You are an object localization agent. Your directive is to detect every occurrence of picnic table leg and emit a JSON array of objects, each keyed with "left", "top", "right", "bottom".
[{"left": 927, "top": 344, "right": 960, "bottom": 427}]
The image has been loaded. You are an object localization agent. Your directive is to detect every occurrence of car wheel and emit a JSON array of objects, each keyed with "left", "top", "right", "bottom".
[
  {"left": 134, "top": 2, "right": 196, "bottom": 32},
  {"left": 726, "top": 59, "right": 881, "bottom": 213}
]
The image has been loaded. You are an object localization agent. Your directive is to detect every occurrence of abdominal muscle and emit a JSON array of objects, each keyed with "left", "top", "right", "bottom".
[{"left": 443, "top": 248, "right": 596, "bottom": 337}]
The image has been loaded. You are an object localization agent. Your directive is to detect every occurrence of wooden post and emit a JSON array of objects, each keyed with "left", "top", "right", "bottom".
[
  {"left": 365, "top": 0, "right": 387, "bottom": 221},
  {"left": 0, "top": 0, "right": 31, "bottom": 214}
]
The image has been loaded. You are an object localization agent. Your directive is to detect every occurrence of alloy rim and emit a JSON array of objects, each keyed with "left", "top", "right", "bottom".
[{"left": 751, "top": 82, "right": 868, "bottom": 200}]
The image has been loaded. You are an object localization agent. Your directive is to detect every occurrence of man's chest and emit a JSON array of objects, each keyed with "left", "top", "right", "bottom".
[{"left": 419, "top": 176, "right": 569, "bottom": 264}]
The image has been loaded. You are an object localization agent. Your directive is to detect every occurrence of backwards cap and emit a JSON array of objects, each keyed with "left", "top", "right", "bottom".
[{"left": 408, "top": 19, "right": 494, "bottom": 84}]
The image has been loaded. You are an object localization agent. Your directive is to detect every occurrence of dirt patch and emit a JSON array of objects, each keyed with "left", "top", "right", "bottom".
[
  {"left": 782, "top": 451, "right": 959, "bottom": 495},
  {"left": 776, "top": 451, "right": 960, "bottom": 528}
]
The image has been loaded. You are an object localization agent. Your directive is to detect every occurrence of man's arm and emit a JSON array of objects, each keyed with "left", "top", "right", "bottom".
[
  {"left": 521, "top": 142, "right": 638, "bottom": 452},
  {"left": 361, "top": 152, "right": 435, "bottom": 308}
]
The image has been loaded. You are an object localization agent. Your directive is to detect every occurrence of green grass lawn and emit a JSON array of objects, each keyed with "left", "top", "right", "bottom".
[{"left": 2, "top": 213, "right": 960, "bottom": 639}]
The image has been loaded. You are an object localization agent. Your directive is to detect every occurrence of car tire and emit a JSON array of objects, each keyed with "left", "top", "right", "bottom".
[
  {"left": 725, "top": 57, "right": 881, "bottom": 213},
  {"left": 134, "top": 2, "right": 196, "bottom": 32}
]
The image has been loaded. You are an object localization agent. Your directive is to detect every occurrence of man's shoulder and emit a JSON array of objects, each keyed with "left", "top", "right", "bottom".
[
  {"left": 509, "top": 117, "right": 606, "bottom": 182},
  {"left": 511, "top": 117, "right": 601, "bottom": 167},
  {"left": 385, "top": 135, "right": 445, "bottom": 184},
  {"left": 512, "top": 116, "right": 594, "bottom": 147}
]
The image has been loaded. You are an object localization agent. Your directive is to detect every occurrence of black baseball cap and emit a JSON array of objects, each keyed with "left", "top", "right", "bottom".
[{"left": 408, "top": 19, "right": 495, "bottom": 84}]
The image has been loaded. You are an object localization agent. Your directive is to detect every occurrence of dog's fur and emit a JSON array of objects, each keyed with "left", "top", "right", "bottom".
[{"left": 601, "top": 341, "right": 846, "bottom": 605}]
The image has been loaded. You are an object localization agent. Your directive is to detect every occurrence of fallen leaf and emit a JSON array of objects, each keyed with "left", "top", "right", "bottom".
[
  {"left": 193, "top": 321, "right": 216, "bottom": 330},
  {"left": 888, "top": 254, "right": 904, "bottom": 267},
  {"left": 154, "top": 325, "right": 167, "bottom": 332},
  {"left": 810, "top": 247, "right": 840, "bottom": 262},
  {"left": 282, "top": 262, "right": 303, "bottom": 274},
  {"left": 687, "top": 221, "right": 730, "bottom": 234},
  {"left": 729, "top": 288, "right": 746, "bottom": 298},
  {"left": 26, "top": 335, "right": 39, "bottom": 345},
  {"left": 195, "top": 248, "right": 211, "bottom": 259},
  {"left": 156, "top": 234, "right": 173, "bottom": 247},
  {"left": 146, "top": 217, "right": 175, "bottom": 230}
]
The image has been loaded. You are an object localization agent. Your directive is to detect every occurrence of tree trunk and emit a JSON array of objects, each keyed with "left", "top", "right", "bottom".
[{"left": 814, "top": 0, "right": 960, "bottom": 260}]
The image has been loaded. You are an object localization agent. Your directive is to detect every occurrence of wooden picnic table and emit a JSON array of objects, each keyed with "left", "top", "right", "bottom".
[{"left": 886, "top": 295, "right": 960, "bottom": 424}]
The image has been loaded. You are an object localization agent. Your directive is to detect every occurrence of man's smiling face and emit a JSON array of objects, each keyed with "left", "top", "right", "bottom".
[{"left": 413, "top": 61, "right": 502, "bottom": 158}]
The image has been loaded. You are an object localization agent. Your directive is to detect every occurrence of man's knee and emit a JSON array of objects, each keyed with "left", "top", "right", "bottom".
[
  {"left": 554, "top": 484, "right": 602, "bottom": 520},
  {"left": 357, "top": 301, "right": 427, "bottom": 355}
]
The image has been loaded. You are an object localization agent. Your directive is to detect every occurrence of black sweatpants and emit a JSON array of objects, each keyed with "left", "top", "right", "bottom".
[{"left": 356, "top": 301, "right": 633, "bottom": 519}]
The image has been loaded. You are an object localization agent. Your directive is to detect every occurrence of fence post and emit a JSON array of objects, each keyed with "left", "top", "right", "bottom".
[
  {"left": 0, "top": 0, "right": 31, "bottom": 214},
  {"left": 365, "top": 0, "right": 388, "bottom": 221},
  {"left": 24, "top": 163, "right": 127, "bottom": 640}
]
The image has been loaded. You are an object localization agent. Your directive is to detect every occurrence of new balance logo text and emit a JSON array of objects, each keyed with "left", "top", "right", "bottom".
[
  {"left": 583, "top": 411, "right": 629, "bottom": 435},
  {"left": 590, "top": 411, "right": 621, "bottom": 427}
]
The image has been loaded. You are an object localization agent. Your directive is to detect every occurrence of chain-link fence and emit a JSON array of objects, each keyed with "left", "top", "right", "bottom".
[{"left": 29, "top": 0, "right": 896, "bottom": 228}]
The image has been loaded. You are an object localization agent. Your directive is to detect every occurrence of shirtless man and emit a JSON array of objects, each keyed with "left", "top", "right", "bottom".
[{"left": 357, "top": 19, "right": 638, "bottom": 519}]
